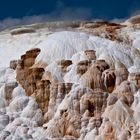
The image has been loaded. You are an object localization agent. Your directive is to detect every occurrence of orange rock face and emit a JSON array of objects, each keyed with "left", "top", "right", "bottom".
[
  {"left": 16, "top": 48, "right": 42, "bottom": 95},
  {"left": 16, "top": 48, "right": 50, "bottom": 114},
  {"left": 32, "top": 80, "right": 50, "bottom": 114}
]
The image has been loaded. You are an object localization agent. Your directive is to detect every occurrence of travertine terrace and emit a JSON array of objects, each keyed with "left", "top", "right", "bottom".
[{"left": 0, "top": 17, "right": 140, "bottom": 139}]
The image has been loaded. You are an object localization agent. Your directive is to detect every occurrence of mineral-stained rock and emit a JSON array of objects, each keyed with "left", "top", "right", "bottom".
[
  {"left": 57, "top": 59, "right": 72, "bottom": 73},
  {"left": 98, "top": 119, "right": 115, "bottom": 140},
  {"left": 17, "top": 50, "right": 73, "bottom": 120},
  {"left": 56, "top": 83, "right": 73, "bottom": 106},
  {"left": 115, "top": 63, "right": 129, "bottom": 86},
  {"left": 44, "top": 82, "right": 72, "bottom": 122},
  {"left": 113, "top": 81, "right": 137, "bottom": 97},
  {"left": 17, "top": 67, "right": 44, "bottom": 96},
  {"left": 10, "top": 60, "right": 18, "bottom": 70},
  {"left": 92, "top": 60, "right": 110, "bottom": 72},
  {"left": 1, "top": 19, "right": 140, "bottom": 140},
  {"left": 76, "top": 60, "right": 91, "bottom": 75},
  {"left": 101, "top": 105, "right": 132, "bottom": 140},
  {"left": 80, "top": 88, "right": 108, "bottom": 116},
  {"left": 107, "top": 81, "right": 136, "bottom": 106},
  {"left": 32, "top": 80, "right": 50, "bottom": 114},
  {"left": 16, "top": 59, "right": 23, "bottom": 69},
  {"left": 102, "top": 69, "right": 116, "bottom": 93},
  {"left": 21, "top": 48, "right": 41, "bottom": 68},
  {"left": 43, "top": 86, "right": 108, "bottom": 139},
  {"left": 16, "top": 48, "right": 44, "bottom": 96},
  {"left": 80, "top": 65, "right": 105, "bottom": 90},
  {"left": 84, "top": 50, "right": 96, "bottom": 60},
  {"left": 79, "top": 21, "right": 126, "bottom": 41}
]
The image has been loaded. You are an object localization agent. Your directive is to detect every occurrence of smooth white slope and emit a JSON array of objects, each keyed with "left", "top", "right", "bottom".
[
  {"left": 0, "top": 29, "right": 139, "bottom": 70},
  {"left": 0, "top": 31, "right": 45, "bottom": 67}
]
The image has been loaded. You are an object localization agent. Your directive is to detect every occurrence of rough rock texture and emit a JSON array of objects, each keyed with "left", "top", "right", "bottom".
[
  {"left": 16, "top": 48, "right": 44, "bottom": 96},
  {"left": 76, "top": 60, "right": 91, "bottom": 75},
  {"left": 0, "top": 17, "right": 140, "bottom": 139}
]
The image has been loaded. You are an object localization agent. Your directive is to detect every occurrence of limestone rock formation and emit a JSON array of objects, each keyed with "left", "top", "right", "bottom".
[
  {"left": 102, "top": 69, "right": 116, "bottom": 93},
  {"left": 16, "top": 48, "right": 44, "bottom": 96},
  {"left": 0, "top": 18, "right": 140, "bottom": 139},
  {"left": 76, "top": 60, "right": 91, "bottom": 75},
  {"left": 84, "top": 50, "right": 96, "bottom": 60}
]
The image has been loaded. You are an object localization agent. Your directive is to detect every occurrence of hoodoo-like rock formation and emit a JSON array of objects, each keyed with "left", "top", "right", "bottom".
[
  {"left": 16, "top": 48, "right": 43, "bottom": 96},
  {"left": 0, "top": 17, "right": 140, "bottom": 139}
]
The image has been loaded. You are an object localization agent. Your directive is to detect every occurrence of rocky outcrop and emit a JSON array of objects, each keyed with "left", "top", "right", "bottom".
[
  {"left": 84, "top": 50, "right": 96, "bottom": 60},
  {"left": 44, "top": 83, "right": 72, "bottom": 121},
  {"left": 80, "top": 60, "right": 110, "bottom": 91},
  {"left": 57, "top": 60, "right": 72, "bottom": 74},
  {"left": 79, "top": 21, "right": 126, "bottom": 41},
  {"left": 43, "top": 86, "right": 108, "bottom": 139},
  {"left": 80, "top": 65, "right": 104, "bottom": 90},
  {"left": 115, "top": 63, "right": 128, "bottom": 86},
  {"left": 32, "top": 80, "right": 50, "bottom": 114},
  {"left": 76, "top": 60, "right": 91, "bottom": 75},
  {"left": 102, "top": 69, "right": 116, "bottom": 93},
  {"left": 16, "top": 48, "right": 43, "bottom": 96},
  {"left": 1, "top": 19, "right": 140, "bottom": 139}
]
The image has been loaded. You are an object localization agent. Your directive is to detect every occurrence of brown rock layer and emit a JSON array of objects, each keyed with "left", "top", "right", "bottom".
[
  {"left": 16, "top": 48, "right": 43, "bottom": 95},
  {"left": 76, "top": 60, "right": 91, "bottom": 75},
  {"left": 57, "top": 59, "right": 72, "bottom": 73},
  {"left": 84, "top": 50, "right": 96, "bottom": 60}
]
